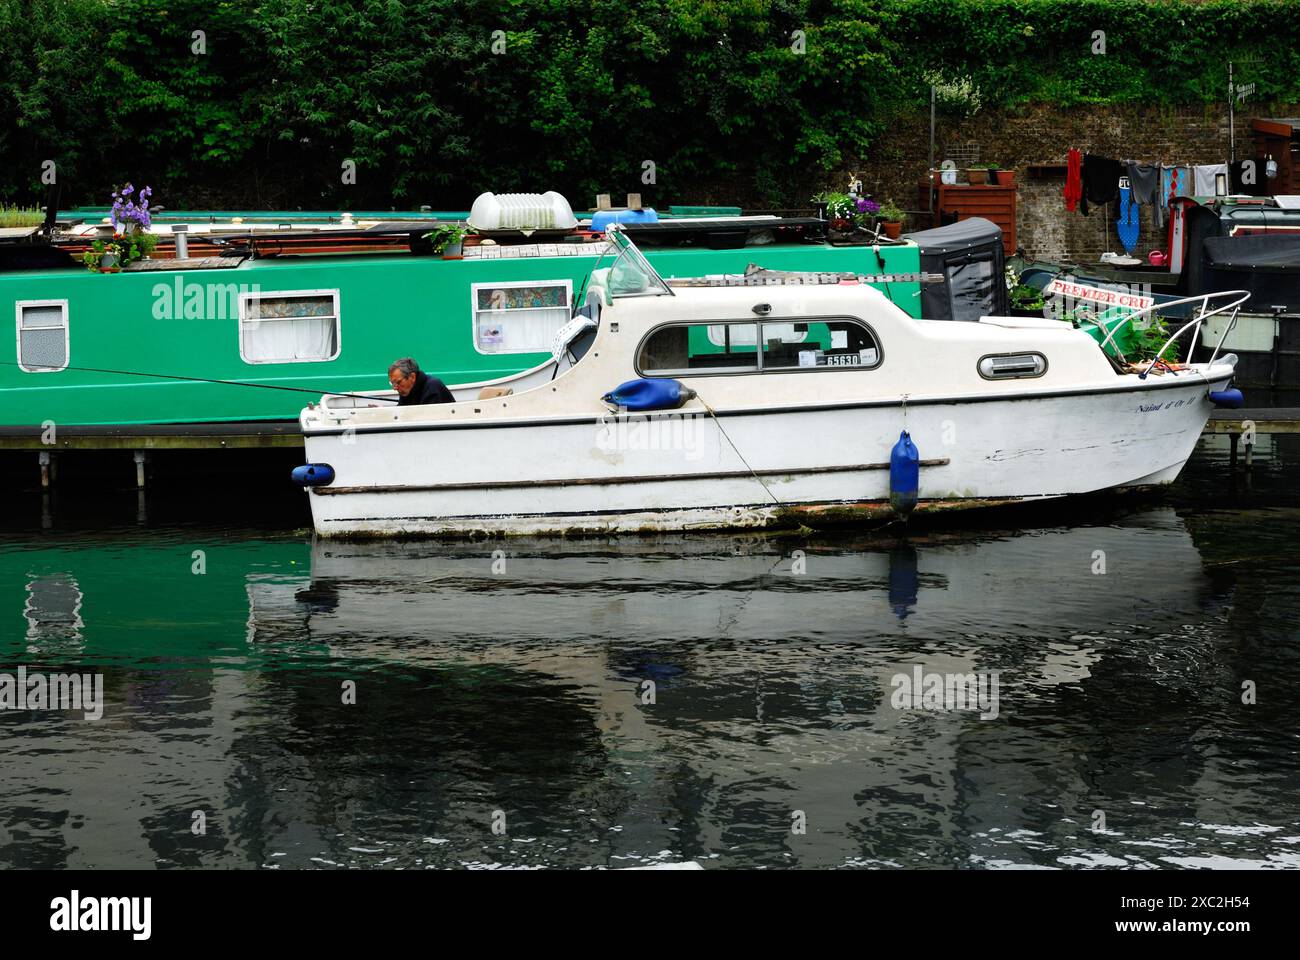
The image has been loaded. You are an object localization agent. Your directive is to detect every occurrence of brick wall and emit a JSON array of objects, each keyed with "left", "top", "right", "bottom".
[{"left": 834, "top": 101, "right": 1300, "bottom": 264}]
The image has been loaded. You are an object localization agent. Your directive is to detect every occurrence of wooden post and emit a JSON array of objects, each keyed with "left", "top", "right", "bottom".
[
  {"left": 1243, "top": 433, "right": 1254, "bottom": 471},
  {"left": 134, "top": 450, "right": 148, "bottom": 489},
  {"left": 38, "top": 451, "right": 50, "bottom": 489}
]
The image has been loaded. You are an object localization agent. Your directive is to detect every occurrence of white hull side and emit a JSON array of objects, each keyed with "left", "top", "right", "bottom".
[{"left": 303, "top": 377, "right": 1227, "bottom": 536}]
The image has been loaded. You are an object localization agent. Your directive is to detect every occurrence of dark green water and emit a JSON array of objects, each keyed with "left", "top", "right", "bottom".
[{"left": 2, "top": 437, "right": 1299, "bottom": 869}]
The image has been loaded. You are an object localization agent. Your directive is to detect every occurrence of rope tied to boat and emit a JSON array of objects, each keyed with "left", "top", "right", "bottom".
[{"left": 696, "top": 396, "right": 782, "bottom": 506}]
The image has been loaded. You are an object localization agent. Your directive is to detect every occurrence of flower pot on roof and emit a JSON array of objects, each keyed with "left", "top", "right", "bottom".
[
  {"left": 966, "top": 167, "right": 988, "bottom": 185},
  {"left": 425, "top": 223, "right": 468, "bottom": 259},
  {"left": 879, "top": 202, "right": 905, "bottom": 240},
  {"left": 994, "top": 167, "right": 1015, "bottom": 186},
  {"left": 83, "top": 184, "right": 158, "bottom": 271}
]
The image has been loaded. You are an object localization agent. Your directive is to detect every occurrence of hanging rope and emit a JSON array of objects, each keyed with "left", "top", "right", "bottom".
[{"left": 697, "top": 396, "right": 781, "bottom": 506}]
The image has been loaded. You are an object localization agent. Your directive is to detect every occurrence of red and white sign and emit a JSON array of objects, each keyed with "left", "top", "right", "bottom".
[{"left": 1044, "top": 278, "right": 1155, "bottom": 310}]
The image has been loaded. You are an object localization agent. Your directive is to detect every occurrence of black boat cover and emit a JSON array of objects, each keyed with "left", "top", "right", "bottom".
[
  {"left": 904, "top": 217, "right": 1008, "bottom": 321},
  {"left": 1202, "top": 235, "right": 1300, "bottom": 311},
  {"left": 1204, "top": 235, "right": 1300, "bottom": 270}
]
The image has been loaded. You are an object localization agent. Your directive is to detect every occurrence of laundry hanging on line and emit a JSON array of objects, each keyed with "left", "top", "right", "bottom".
[
  {"left": 1080, "top": 154, "right": 1123, "bottom": 216},
  {"left": 1064, "top": 148, "right": 1083, "bottom": 213},
  {"left": 1193, "top": 163, "right": 1228, "bottom": 197}
]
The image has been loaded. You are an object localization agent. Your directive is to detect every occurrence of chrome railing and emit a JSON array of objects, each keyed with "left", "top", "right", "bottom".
[{"left": 1089, "top": 290, "right": 1250, "bottom": 377}]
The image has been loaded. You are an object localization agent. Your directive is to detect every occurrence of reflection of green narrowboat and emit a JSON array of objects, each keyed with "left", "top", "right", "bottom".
[{"left": 0, "top": 199, "right": 923, "bottom": 428}]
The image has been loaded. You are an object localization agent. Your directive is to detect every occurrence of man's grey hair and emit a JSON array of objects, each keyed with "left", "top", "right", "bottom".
[{"left": 388, "top": 357, "right": 419, "bottom": 378}]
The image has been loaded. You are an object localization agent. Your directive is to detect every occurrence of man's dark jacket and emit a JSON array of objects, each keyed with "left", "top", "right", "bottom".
[{"left": 398, "top": 370, "right": 455, "bottom": 406}]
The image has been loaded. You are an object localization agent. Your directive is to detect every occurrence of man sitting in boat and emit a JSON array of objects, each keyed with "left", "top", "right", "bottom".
[{"left": 388, "top": 357, "right": 455, "bottom": 406}]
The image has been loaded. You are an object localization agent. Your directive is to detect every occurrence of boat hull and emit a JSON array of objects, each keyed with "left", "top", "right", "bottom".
[{"left": 302, "top": 374, "right": 1229, "bottom": 537}]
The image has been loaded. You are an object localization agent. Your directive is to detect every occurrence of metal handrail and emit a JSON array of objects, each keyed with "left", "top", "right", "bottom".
[{"left": 1094, "top": 289, "right": 1250, "bottom": 352}]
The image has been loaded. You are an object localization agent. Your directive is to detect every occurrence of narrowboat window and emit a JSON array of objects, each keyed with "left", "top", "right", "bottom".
[
  {"left": 760, "top": 318, "right": 880, "bottom": 369},
  {"left": 472, "top": 280, "right": 573, "bottom": 354},
  {"left": 16, "top": 300, "right": 69, "bottom": 372},
  {"left": 639, "top": 323, "right": 759, "bottom": 375},
  {"left": 240, "top": 290, "right": 340, "bottom": 364}
]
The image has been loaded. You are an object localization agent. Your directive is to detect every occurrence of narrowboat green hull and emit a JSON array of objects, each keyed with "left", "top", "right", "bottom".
[{"left": 1, "top": 239, "right": 921, "bottom": 427}]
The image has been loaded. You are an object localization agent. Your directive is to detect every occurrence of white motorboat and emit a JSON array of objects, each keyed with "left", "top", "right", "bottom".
[{"left": 297, "top": 228, "right": 1244, "bottom": 537}]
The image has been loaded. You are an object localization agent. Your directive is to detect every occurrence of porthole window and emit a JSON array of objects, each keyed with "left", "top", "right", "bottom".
[{"left": 978, "top": 352, "right": 1048, "bottom": 379}]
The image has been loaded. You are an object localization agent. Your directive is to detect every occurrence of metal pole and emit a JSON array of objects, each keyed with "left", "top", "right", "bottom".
[
  {"left": 929, "top": 85, "right": 936, "bottom": 215},
  {"left": 1228, "top": 61, "right": 1235, "bottom": 163}
]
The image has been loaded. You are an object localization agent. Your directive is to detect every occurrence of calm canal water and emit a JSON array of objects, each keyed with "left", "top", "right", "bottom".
[{"left": 2, "top": 436, "right": 1299, "bottom": 870}]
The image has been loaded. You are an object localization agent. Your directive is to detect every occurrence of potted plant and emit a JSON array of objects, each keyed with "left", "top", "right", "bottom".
[
  {"left": 425, "top": 223, "right": 468, "bottom": 259},
  {"left": 966, "top": 166, "right": 989, "bottom": 185},
  {"left": 813, "top": 191, "right": 855, "bottom": 232},
  {"left": 879, "top": 201, "right": 905, "bottom": 239},
  {"left": 852, "top": 196, "right": 881, "bottom": 232},
  {"left": 81, "top": 184, "right": 158, "bottom": 272},
  {"left": 992, "top": 164, "right": 1015, "bottom": 186}
]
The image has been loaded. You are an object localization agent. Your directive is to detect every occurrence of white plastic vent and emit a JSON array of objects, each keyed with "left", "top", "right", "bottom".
[{"left": 468, "top": 191, "right": 578, "bottom": 231}]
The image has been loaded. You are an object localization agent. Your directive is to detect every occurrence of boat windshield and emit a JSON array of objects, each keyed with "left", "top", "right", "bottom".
[{"left": 606, "top": 227, "right": 673, "bottom": 298}]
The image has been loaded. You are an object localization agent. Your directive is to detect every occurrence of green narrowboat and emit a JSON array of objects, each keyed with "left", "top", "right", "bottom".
[{"left": 1, "top": 198, "right": 923, "bottom": 428}]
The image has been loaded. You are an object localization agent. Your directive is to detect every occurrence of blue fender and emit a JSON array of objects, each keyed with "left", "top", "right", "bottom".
[
  {"left": 602, "top": 378, "right": 696, "bottom": 411},
  {"left": 1208, "top": 387, "right": 1244, "bottom": 409},
  {"left": 291, "top": 463, "right": 336, "bottom": 487},
  {"left": 889, "top": 431, "right": 919, "bottom": 516}
]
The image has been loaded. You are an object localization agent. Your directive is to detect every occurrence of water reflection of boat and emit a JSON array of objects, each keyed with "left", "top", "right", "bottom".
[
  {"left": 268, "top": 510, "right": 1232, "bottom": 866},
  {"left": 297, "top": 510, "right": 1207, "bottom": 645}
]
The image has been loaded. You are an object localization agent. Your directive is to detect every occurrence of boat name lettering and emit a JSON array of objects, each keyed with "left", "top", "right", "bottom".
[
  {"left": 1045, "top": 279, "right": 1155, "bottom": 310},
  {"left": 1137, "top": 398, "right": 1186, "bottom": 413}
]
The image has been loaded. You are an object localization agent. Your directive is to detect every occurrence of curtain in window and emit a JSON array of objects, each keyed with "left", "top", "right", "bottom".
[
  {"left": 244, "top": 295, "right": 338, "bottom": 361},
  {"left": 476, "top": 306, "right": 569, "bottom": 353}
]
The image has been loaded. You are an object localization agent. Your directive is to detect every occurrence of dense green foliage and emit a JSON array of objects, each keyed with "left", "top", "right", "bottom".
[{"left": 0, "top": 0, "right": 1295, "bottom": 209}]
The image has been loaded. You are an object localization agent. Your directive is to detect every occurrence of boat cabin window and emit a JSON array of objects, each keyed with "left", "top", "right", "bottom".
[
  {"left": 472, "top": 280, "right": 573, "bottom": 354},
  {"left": 15, "top": 300, "right": 69, "bottom": 372},
  {"left": 239, "top": 290, "right": 340, "bottom": 364},
  {"left": 761, "top": 319, "right": 880, "bottom": 369},
  {"left": 639, "top": 323, "right": 759, "bottom": 375},
  {"left": 637, "top": 318, "right": 879, "bottom": 376}
]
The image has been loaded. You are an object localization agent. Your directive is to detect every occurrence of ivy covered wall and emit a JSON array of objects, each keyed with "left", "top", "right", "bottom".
[{"left": 0, "top": 0, "right": 1295, "bottom": 210}]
